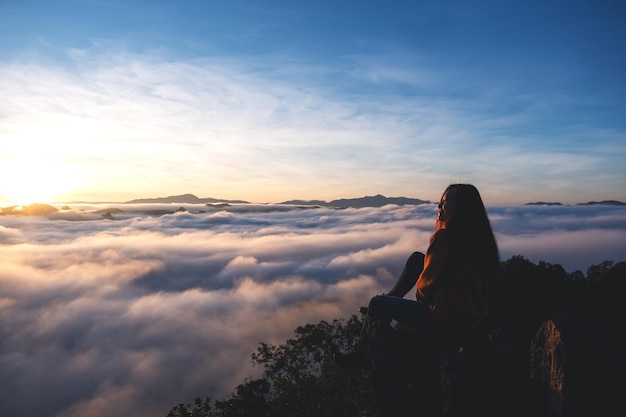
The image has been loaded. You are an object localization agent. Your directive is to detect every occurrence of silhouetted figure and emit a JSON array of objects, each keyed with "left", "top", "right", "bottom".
[{"left": 338, "top": 184, "right": 501, "bottom": 416}]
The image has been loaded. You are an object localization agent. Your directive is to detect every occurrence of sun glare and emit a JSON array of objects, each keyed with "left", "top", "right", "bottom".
[
  {"left": 0, "top": 158, "right": 80, "bottom": 205},
  {"left": 2, "top": 187, "right": 54, "bottom": 206}
]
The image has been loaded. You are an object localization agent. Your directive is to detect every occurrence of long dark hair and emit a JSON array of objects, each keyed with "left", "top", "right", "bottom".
[{"left": 443, "top": 184, "right": 501, "bottom": 279}]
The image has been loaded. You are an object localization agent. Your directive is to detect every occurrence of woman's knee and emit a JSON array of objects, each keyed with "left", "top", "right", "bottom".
[
  {"left": 408, "top": 251, "right": 425, "bottom": 265},
  {"left": 368, "top": 295, "right": 387, "bottom": 319},
  {"left": 404, "top": 251, "right": 425, "bottom": 274}
]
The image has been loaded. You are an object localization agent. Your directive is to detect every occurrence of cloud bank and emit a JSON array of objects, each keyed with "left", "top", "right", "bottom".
[{"left": 1, "top": 203, "right": 625, "bottom": 417}]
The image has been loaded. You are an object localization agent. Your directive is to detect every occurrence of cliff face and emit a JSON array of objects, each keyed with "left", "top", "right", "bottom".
[
  {"left": 368, "top": 258, "right": 625, "bottom": 417},
  {"left": 469, "top": 259, "right": 623, "bottom": 416},
  {"left": 528, "top": 311, "right": 619, "bottom": 417}
]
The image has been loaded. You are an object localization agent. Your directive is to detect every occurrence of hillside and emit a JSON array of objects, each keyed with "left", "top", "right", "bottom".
[
  {"left": 125, "top": 194, "right": 624, "bottom": 208},
  {"left": 125, "top": 194, "right": 432, "bottom": 208},
  {"left": 125, "top": 194, "right": 250, "bottom": 204},
  {"left": 282, "top": 194, "right": 431, "bottom": 208},
  {"left": 165, "top": 257, "right": 626, "bottom": 417}
]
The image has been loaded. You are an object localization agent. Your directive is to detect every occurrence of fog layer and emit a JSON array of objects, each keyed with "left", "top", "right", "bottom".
[{"left": 1, "top": 203, "right": 624, "bottom": 417}]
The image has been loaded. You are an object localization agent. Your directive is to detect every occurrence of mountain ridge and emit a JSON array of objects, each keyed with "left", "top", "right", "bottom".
[
  {"left": 282, "top": 194, "right": 431, "bottom": 208},
  {"left": 125, "top": 194, "right": 626, "bottom": 208},
  {"left": 2, "top": 196, "right": 625, "bottom": 216},
  {"left": 124, "top": 193, "right": 433, "bottom": 207},
  {"left": 526, "top": 200, "right": 626, "bottom": 207},
  {"left": 125, "top": 194, "right": 250, "bottom": 204}
]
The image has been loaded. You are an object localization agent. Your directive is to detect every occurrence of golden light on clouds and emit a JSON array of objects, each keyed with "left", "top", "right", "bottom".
[{"left": 0, "top": 201, "right": 624, "bottom": 417}]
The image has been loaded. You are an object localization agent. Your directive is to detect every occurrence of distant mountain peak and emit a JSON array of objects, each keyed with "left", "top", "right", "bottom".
[
  {"left": 281, "top": 195, "right": 431, "bottom": 208},
  {"left": 329, "top": 195, "right": 430, "bottom": 208},
  {"left": 578, "top": 200, "right": 626, "bottom": 206},
  {"left": 525, "top": 200, "right": 626, "bottom": 206},
  {"left": 525, "top": 202, "right": 564, "bottom": 206},
  {"left": 125, "top": 194, "right": 249, "bottom": 204}
]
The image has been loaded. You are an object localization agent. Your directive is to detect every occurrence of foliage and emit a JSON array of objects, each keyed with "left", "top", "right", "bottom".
[
  {"left": 250, "top": 316, "right": 374, "bottom": 417},
  {"left": 587, "top": 260, "right": 618, "bottom": 283},
  {"left": 214, "top": 378, "right": 270, "bottom": 417},
  {"left": 167, "top": 315, "right": 374, "bottom": 417},
  {"left": 166, "top": 257, "right": 625, "bottom": 417},
  {"left": 166, "top": 397, "right": 213, "bottom": 417}
]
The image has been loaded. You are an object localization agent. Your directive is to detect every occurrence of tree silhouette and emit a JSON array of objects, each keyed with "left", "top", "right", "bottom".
[{"left": 166, "top": 257, "right": 625, "bottom": 417}]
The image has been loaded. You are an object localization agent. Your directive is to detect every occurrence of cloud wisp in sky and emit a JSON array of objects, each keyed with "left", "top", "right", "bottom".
[
  {"left": 1, "top": 203, "right": 625, "bottom": 417},
  {"left": 1, "top": 0, "right": 625, "bottom": 205},
  {"left": 2, "top": 49, "right": 624, "bottom": 205}
]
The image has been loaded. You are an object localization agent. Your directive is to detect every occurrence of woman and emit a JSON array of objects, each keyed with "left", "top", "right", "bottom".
[{"left": 340, "top": 184, "right": 501, "bottom": 365}]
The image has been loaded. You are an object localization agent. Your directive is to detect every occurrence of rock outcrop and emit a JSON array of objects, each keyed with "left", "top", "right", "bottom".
[{"left": 366, "top": 257, "right": 625, "bottom": 416}]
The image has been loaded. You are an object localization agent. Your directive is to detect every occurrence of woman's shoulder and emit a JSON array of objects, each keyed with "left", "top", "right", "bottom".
[
  {"left": 431, "top": 227, "right": 448, "bottom": 239},
  {"left": 429, "top": 228, "right": 449, "bottom": 246}
]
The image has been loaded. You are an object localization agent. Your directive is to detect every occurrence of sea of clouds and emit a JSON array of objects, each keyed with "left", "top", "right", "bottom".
[{"left": 1, "top": 202, "right": 625, "bottom": 417}]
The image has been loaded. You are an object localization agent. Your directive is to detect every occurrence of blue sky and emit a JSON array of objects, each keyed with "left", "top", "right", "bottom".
[{"left": 1, "top": 0, "right": 625, "bottom": 204}]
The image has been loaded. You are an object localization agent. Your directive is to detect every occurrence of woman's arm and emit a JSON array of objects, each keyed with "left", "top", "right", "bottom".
[{"left": 416, "top": 229, "right": 449, "bottom": 303}]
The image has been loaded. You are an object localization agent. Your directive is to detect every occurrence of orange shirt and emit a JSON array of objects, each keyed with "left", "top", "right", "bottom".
[{"left": 416, "top": 229, "right": 490, "bottom": 334}]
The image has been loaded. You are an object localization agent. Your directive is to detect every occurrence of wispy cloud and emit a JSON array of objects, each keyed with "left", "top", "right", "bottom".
[
  {"left": 1, "top": 203, "right": 625, "bottom": 416},
  {"left": 2, "top": 45, "right": 623, "bottom": 204}
]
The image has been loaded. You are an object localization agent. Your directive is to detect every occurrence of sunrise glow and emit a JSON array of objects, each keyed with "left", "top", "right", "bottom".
[
  {"left": 0, "top": 158, "right": 81, "bottom": 205},
  {"left": 0, "top": 1, "right": 623, "bottom": 205}
]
